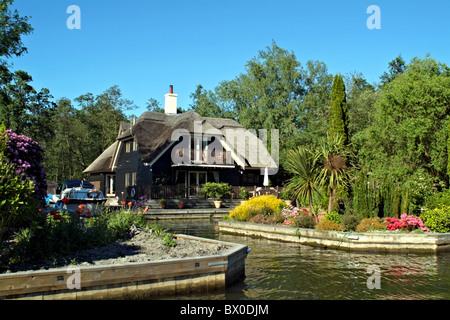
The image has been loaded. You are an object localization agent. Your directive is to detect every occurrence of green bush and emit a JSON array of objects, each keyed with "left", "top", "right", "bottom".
[
  {"left": 322, "top": 211, "right": 342, "bottom": 224},
  {"left": 163, "top": 233, "right": 177, "bottom": 247},
  {"left": 0, "top": 153, "right": 37, "bottom": 241},
  {"left": 425, "top": 189, "right": 450, "bottom": 210},
  {"left": 200, "top": 182, "right": 231, "bottom": 200},
  {"left": 239, "top": 187, "right": 250, "bottom": 200},
  {"left": 342, "top": 213, "right": 362, "bottom": 231},
  {"left": 420, "top": 206, "right": 450, "bottom": 233},
  {"left": 2, "top": 208, "right": 148, "bottom": 271}
]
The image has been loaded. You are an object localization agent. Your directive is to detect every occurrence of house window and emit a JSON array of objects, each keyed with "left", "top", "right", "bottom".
[
  {"left": 242, "top": 172, "right": 260, "bottom": 186},
  {"left": 106, "top": 174, "right": 116, "bottom": 195},
  {"left": 131, "top": 172, "right": 137, "bottom": 186},
  {"left": 191, "top": 137, "right": 210, "bottom": 162},
  {"left": 125, "top": 172, "right": 137, "bottom": 187},
  {"left": 125, "top": 139, "right": 137, "bottom": 153}
]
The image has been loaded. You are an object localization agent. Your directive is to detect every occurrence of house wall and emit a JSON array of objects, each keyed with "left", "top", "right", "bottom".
[
  {"left": 113, "top": 139, "right": 260, "bottom": 199},
  {"left": 219, "top": 168, "right": 241, "bottom": 185},
  {"left": 150, "top": 147, "right": 174, "bottom": 185},
  {"left": 115, "top": 140, "right": 142, "bottom": 199},
  {"left": 89, "top": 173, "right": 105, "bottom": 194}
]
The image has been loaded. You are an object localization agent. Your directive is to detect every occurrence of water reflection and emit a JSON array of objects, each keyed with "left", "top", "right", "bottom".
[{"left": 157, "top": 219, "right": 450, "bottom": 300}]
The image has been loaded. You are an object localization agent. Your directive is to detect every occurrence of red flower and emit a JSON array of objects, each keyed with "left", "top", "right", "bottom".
[
  {"left": 78, "top": 204, "right": 84, "bottom": 210},
  {"left": 75, "top": 208, "right": 82, "bottom": 215},
  {"left": 121, "top": 201, "right": 126, "bottom": 205},
  {"left": 128, "top": 202, "right": 132, "bottom": 206},
  {"left": 62, "top": 197, "right": 70, "bottom": 204},
  {"left": 54, "top": 214, "right": 62, "bottom": 220},
  {"left": 50, "top": 209, "right": 57, "bottom": 215},
  {"left": 84, "top": 210, "right": 91, "bottom": 215}
]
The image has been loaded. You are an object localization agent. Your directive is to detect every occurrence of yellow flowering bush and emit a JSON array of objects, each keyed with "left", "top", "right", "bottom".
[{"left": 229, "top": 195, "right": 285, "bottom": 221}]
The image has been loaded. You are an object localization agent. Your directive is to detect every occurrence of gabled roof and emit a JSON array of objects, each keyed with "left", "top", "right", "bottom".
[
  {"left": 83, "top": 121, "right": 129, "bottom": 174},
  {"left": 84, "top": 111, "right": 277, "bottom": 174},
  {"left": 83, "top": 140, "right": 117, "bottom": 174}
]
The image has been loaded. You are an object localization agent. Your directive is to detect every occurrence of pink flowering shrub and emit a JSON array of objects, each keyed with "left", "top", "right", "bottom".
[
  {"left": 385, "top": 213, "right": 429, "bottom": 232},
  {"left": 281, "top": 205, "right": 309, "bottom": 225}
]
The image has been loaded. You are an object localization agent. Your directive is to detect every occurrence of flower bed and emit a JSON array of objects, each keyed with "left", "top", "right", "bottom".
[
  {"left": 385, "top": 213, "right": 429, "bottom": 232},
  {"left": 218, "top": 220, "right": 450, "bottom": 253},
  {"left": 227, "top": 197, "right": 439, "bottom": 235}
]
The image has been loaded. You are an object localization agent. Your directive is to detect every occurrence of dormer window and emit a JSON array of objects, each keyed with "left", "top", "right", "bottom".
[{"left": 125, "top": 139, "right": 137, "bottom": 153}]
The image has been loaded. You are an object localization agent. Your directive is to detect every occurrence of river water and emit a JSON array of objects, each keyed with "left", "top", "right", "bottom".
[{"left": 157, "top": 219, "right": 450, "bottom": 300}]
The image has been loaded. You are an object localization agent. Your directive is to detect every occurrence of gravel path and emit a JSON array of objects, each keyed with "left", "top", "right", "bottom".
[{"left": 6, "top": 225, "right": 229, "bottom": 273}]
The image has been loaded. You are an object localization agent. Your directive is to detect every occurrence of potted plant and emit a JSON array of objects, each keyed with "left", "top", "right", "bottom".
[
  {"left": 239, "top": 187, "right": 249, "bottom": 204},
  {"left": 200, "top": 182, "right": 231, "bottom": 208},
  {"left": 280, "top": 190, "right": 293, "bottom": 206},
  {"left": 159, "top": 198, "right": 168, "bottom": 209}
]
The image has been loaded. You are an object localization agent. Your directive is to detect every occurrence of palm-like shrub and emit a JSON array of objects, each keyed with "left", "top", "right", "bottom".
[
  {"left": 317, "top": 134, "right": 351, "bottom": 212},
  {"left": 284, "top": 147, "right": 320, "bottom": 212}
]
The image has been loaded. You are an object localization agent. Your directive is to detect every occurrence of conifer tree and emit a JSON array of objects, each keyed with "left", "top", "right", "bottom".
[
  {"left": 447, "top": 120, "right": 450, "bottom": 182},
  {"left": 328, "top": 74, "right": 349, "bottom": 145}
]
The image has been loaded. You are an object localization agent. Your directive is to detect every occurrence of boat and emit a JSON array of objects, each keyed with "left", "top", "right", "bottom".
[{"left": 53, "top": 180, "right": 107, "bottom": 216}]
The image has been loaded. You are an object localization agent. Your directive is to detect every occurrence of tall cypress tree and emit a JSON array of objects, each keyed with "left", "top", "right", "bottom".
[
  {"left": 328, "top": 74, "right": 349, "bottom": 145},
  {"left": 447, "top": 120, "right": 450, "bottom": 182}
]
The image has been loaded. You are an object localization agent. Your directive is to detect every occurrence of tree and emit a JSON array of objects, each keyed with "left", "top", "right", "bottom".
[
  {"left": 45, "top": 86, "right": 132, "bottom": 182},
  {"left": 0, "top": 70, "right": 55, "bottom": 145},
  {"left": 294, "top": 60, "right": 333, "bottom": 150},
  {"left": 379, "top": 55, "right": 406, "bottom": 87},
  {"left": 191, "top": 41, "right": 305, "bottom": 144},
  {"left": 0, "top": 0, "right": 33, "bottom": 61},
  {"left": 284, "top": 146, "right": 321, "bottom": 213},
  {"left": 356, "top": 56, "right": 450, "bottom": 211},
  {"left": 328, "top": 74, "right": 349, "bottom": 146},
  {"left": 345, "top": 72, "right": 378, "bottom": 140},
  {"left": 318, "top": 134, "right": 351, "bottom": 212},
  {"left": 0, "top": 0, "right": 55, "bottom": 147},
  {"left": 146, "top": 97, "right": 164, "bottom": 113},
  {"left": 189, "top": 85, "right": 232, "bottom": 118},
  {"left": 448, "top": 120, "right": 450, "bottom": 181}
]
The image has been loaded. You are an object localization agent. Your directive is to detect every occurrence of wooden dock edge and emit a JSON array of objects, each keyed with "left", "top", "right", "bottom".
[
  {"left": 0, "top": 235, "right": 248, "bottom": 300},
  {"left": 218, "top": 220, "right": 450, "bottom": 254}
]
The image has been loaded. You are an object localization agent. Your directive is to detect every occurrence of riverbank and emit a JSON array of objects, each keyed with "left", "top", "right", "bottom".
[
  {"left": 4, "top": 225, "right": 229, "bottom": 273},
  {"left": 218, "top": 220, "right": 450, "bottom": 253},
  {"left": 0, "top": 226, "right": 248, "bottom": 300}
]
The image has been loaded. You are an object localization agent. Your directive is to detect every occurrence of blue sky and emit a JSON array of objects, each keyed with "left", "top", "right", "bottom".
[{"left": 8, "top": 0, "right": 450, "bottom": 116}]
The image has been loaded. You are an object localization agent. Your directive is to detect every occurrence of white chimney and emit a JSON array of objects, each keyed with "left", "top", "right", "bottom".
[{"left": 165, "top": 85, "right": 178, "bottom": 114}]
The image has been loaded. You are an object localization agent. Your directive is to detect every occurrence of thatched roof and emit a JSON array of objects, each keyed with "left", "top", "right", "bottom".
[
  {"left": 83, "top": 121, "right": 129, "bottom": 174},
  {"left": 84, "top": 111, "right": 277, "bottom": 173},
  {"left": 83, "top": 141, "right": 117, "bottom": 174}
]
